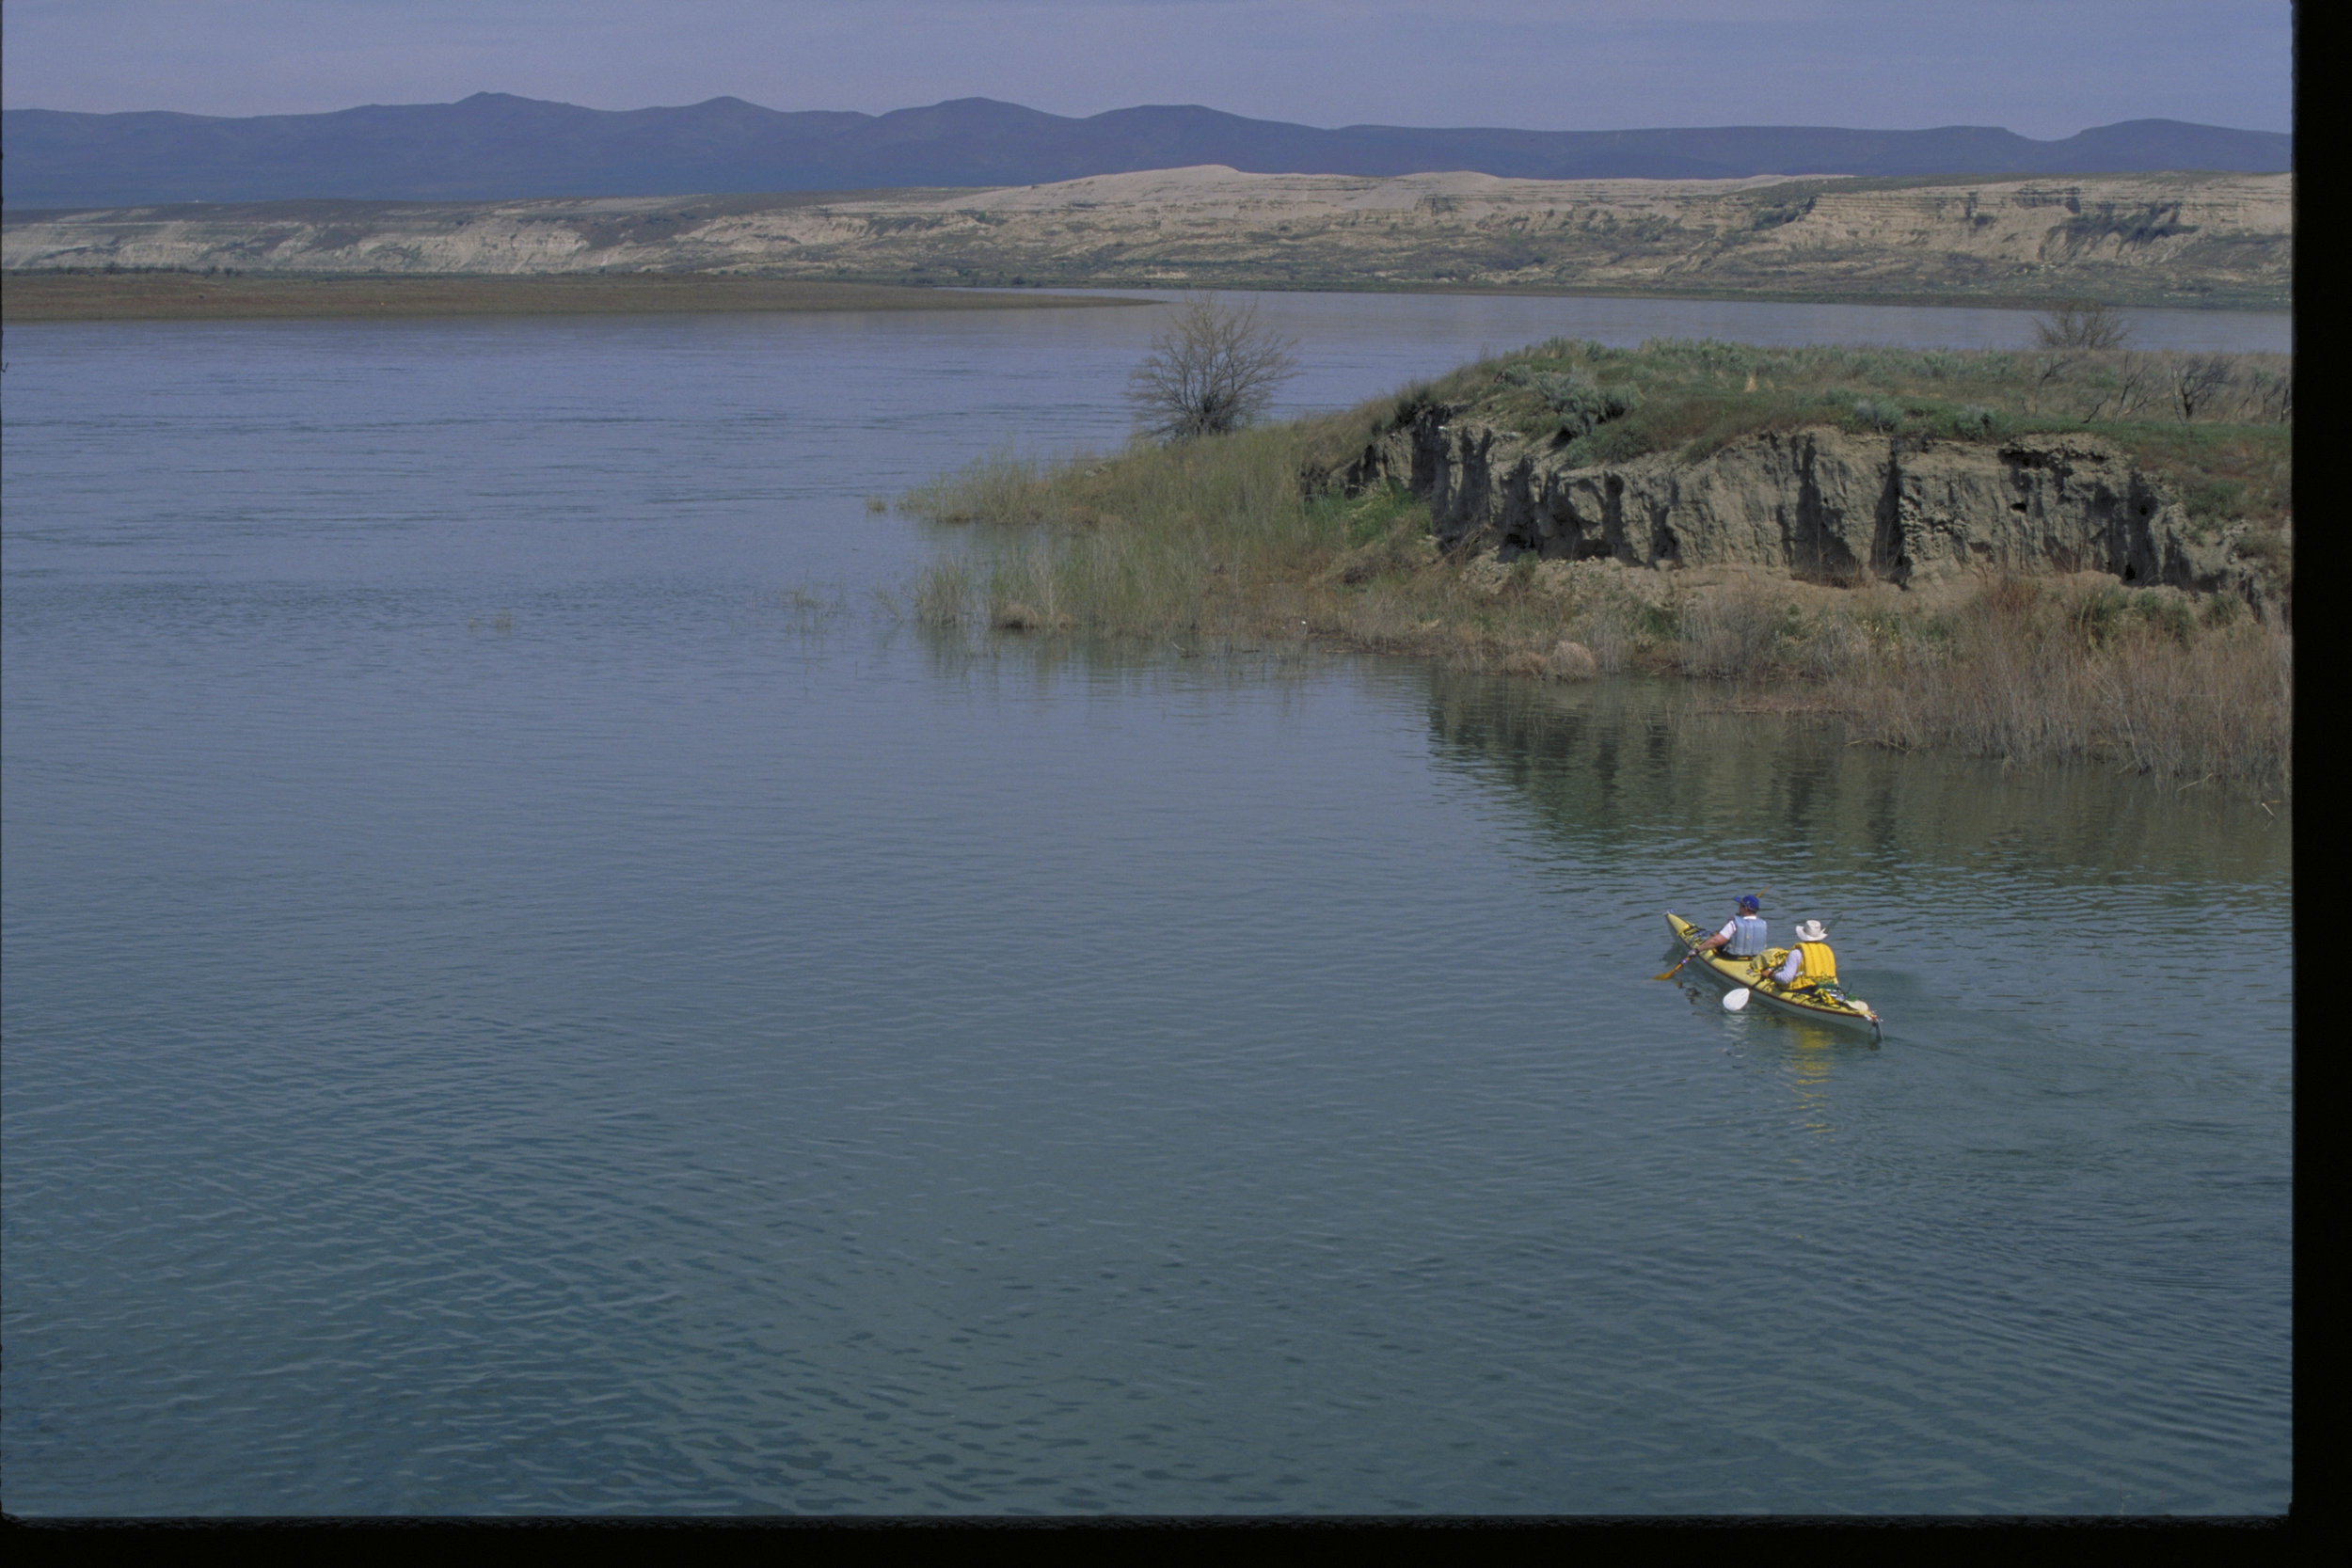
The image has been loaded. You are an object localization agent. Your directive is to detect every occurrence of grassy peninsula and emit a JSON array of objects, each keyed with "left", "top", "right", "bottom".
[{"left": 902, "top": 336, "right": 2292, "bottom": 789}]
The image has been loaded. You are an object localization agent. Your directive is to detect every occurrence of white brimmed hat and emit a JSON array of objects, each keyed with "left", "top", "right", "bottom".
[{"left": 1795, "top": 920, "right": 1828, "bottom": 942}]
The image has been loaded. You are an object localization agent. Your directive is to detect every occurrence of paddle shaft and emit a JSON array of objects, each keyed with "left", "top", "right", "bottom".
[{"left": 1653, "top": 948, "right": 1700, "bottom": 982}]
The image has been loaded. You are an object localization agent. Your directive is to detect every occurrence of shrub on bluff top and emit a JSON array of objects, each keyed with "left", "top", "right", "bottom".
[{"left": 1500, "top": 363, "right": 1640, "bottom": 442}]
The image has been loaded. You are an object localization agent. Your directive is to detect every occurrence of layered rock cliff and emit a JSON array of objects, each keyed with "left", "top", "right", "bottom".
[{"left": 1337, "top": 413, "right": 2280, "bottom": 604}]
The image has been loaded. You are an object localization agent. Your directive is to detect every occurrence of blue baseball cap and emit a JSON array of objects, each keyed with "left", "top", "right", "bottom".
[{"left": 1737, "top": 895, "right": 1760, "bottom": 911}]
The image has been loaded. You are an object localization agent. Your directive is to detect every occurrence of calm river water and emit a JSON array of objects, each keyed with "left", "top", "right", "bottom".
[{"left": 1, "top": 293, "right": 2291, "bottom": 1514}]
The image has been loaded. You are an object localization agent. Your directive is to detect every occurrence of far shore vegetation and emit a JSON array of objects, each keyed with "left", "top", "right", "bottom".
[
  {"left": 901, "top": 326, "right": 2291, "bottom": 791},
  {"left": 0, "top": 270, "right": 1150, "bottom": 322}
]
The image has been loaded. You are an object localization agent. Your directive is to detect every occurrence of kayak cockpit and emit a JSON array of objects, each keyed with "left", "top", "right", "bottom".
[{"left": 1663, "top": 911, "right": 1883, "bottom": 1038}]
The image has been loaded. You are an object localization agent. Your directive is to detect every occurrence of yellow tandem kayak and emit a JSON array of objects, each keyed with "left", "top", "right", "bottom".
[{"left": 1663, "top": 912, "right": 1883, "bottom": 1039}]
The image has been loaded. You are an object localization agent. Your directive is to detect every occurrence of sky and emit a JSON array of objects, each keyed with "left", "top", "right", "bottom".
[{"left": 1, "top": 1, "right": 2295, "bottom": 139}]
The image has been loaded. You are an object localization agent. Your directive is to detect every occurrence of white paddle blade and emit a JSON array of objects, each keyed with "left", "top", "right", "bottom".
[{"left": 1723, "top": 988, "right": 1751, "bottom": 1012}]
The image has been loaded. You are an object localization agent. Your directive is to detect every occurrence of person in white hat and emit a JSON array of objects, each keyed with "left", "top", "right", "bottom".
[{"left": 1770, "top": 919, "right": 1837, "bottom": 992}]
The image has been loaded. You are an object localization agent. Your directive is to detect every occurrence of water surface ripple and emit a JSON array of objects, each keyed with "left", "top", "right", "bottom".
[{"left": 1, "top": 299, "right": 2290, "bottom": 1514}]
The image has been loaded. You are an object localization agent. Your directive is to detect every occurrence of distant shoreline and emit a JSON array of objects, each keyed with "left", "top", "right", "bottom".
[
  {"left": 5, "top": 167, "right": 2291, "bottom": 316},
  {"left": 1031, "top": 278, "right": 2294, "bottom": 314},
  {"left": 0, "top": 273, "right": 1152, "bottom": 323},
  {"left": 2, "top": 269, "right": 2293, "bottom": 323}
]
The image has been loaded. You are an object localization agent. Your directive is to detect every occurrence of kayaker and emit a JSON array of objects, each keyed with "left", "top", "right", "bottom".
[
  {"left": 1770, "top": 920, "right": 1837, "bottom": 992},
  {"left": 1695, "top": 895, "right": 1769, "bottom": 961}
]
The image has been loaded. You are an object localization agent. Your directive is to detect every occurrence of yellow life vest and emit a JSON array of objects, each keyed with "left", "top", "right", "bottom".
[{"left": 1794, "top": 942, "right": 1837, "bottom": 984}]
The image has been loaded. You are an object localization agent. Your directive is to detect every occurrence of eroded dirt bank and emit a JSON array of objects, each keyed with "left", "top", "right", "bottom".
[{"left": 1338, "top": 414, "right": 2284, "bottom": 608}]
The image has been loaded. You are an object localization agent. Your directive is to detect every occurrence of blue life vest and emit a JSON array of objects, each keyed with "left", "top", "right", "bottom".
[{"left": 1728, "top": 914, "right": 1768, "bottom": 957}]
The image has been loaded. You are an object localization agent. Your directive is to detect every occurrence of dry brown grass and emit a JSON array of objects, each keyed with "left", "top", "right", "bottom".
[{"left": 1841, "top": 577, "right": 2292, "bottom": 784}]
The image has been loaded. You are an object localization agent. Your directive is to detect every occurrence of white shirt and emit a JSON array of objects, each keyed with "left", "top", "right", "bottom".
[{"left": 1715, "top": 914, "right": 1767, "bottom": 958}]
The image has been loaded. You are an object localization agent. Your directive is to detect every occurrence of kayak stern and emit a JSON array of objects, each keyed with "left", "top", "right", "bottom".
[{"left": 1664, "top": 911, "right": 1883, "bottom": 1037}]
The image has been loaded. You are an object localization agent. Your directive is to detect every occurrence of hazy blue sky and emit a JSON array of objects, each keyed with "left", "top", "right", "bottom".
[{"left": 2, "top": 1, "right": 2293, "bottom": 137}]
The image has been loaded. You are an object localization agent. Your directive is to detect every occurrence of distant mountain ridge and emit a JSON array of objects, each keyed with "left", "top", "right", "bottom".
[{"left": 2, "top": 93, "right": 2294, "bottom": 211}]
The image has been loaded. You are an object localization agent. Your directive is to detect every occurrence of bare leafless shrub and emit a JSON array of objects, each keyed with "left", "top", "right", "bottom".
[
  {"left": 1127, "top": 294, "right": 1301, "bottom": 442},
  {"left": 2110, "top": 352, "right": 2161, "bottom": 420},
  {"left": 2248, "top": 366, "right": 2293, "bottom": 423},
  {"left": 2033, "top": 298, "right": 2133, "bottom": 351},
  {"left": 2026, "top": 351, "right": 2072, "bottom": 413},
  {"left": 2169, "top": 355, "right": 2233, "bottom": 421},
  {"left": 2073, "top": 349, "right": 2163, "bottom": 422}
]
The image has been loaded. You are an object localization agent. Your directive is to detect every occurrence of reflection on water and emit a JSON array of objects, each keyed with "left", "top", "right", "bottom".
[
  {"left": 1427, "top": 671, "right": 2289, "bottom": 895},
  {"left": 1661, "top": 963, "right": 1859, "bottom": 1138},
  {"left": 1781, "top": 1027, "right": 1846, "bottom": 1139}
]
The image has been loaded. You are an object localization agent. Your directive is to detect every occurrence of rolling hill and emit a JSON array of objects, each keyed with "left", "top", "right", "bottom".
[{"left": 1, "top": 93, "right": 2294, "bottom": 212}]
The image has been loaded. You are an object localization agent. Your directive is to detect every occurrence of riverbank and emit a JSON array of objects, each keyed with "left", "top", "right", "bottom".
[
  {"left": 1333, "top": 335, "right": 2292, "bottom": 604},
  {"left": 0, "top": 272, "right": 1147, "bottom": 322},
  {"left": 900, "top": 338, "right": 2291, "bottom": 789}
]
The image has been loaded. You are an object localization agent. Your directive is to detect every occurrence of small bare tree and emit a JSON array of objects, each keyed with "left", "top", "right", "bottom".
[
  {"left": 2026, "top": 350, "right": 2071, "bottom": 413},
  {"left": 2169, "top": 355, "right": 2233, "bottom": 421},
  {"left": 1127, "top": 294, "right": 1301, "bottom": 441},
  {"left": 2248, "top": 366, "right": 2293, "bottom": 423},
  {"left": 2074, "top": 350, "right": 2160, "bottom": 422},
  {"left": 2033, "top": 298, "right": 2132, "bottom": 351},
  {"left": 2110, "top": 352, "right": 2159, "bottom": 420}
]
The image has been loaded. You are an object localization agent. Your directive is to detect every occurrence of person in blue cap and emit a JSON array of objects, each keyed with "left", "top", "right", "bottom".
[{"left": 1694, "top": 895, "right": 1769, "bottom": 965}]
